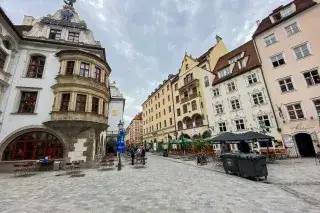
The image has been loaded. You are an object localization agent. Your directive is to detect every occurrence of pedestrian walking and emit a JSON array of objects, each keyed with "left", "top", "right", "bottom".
[
  {"left": 130, "top": 147, "right": 135, "bottom": 165},
  {"left": 141, "top": 146, "right": 146, "bottom": 165}
]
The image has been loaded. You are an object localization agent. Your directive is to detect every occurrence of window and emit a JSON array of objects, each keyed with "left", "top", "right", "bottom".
[
  {"left": 167, "top": 85, "right": 169, "bottom": 91},
  {"left": 294, "top": 43, "right": 311, "bottom": 59},
  {"left": 163, "top": 109, "right": 166, "bottom": 115},
  {"left": 235, "top": 119, "right": 245, "bottom": 130},
  {"left": 228, "top": 54, "right": 242, "bottom": 64},
  {"left": 162, "top": 89, "right": 164, "bottom": 95},
  {"left": 159, "top": 112, "right": 161, "bottom": 118},
  {"left": 183, "top": 91, "right": 188, "bottom": 98},
  {"left": 191, "top": 101, "right": 197, "bottom": 110},
  {"left": 168, "top": 95, "right": 170, "bottom": 101},
  {"left": 79, "top": 62, "right": 90, "bottom": 77},
  {"left": 285, "top": 22, "right": 300, "bottom": 36},
  {"left": 158, "top": 93, "right": 159, "bottom": 98},
  {"left": 212, "top": 88, "right": 220, "bottom": 97},
  {"left": 230, "top": 99, "right": 241, "bottom": 110},
  {"left": 282, "top": 6, "right": 293, "bottom": 17},
  {"left": 164, "top": 120, "right": 167, "bottom": 127},
  {"left": 185, "top": 64, "right": 189, "bottom": 70},
  {"left": 252, "top": 92, "right": 264, "bottom": 105},
  {"left": 215, "top": 104, "right": 223, "bottom": 114},
  {"left": 18, "top": 91, "right": 38, "bottom": 113},
  {"left": 169, "top": 106, "right": 172, "bottom": 113},
  {"left": 313, "top": 99, "right": 320, "bottom": 115},
  {"left": 60, "top": 94, "right": 70, "bottom": 111},
  {"left": 68, "top": 32, "right": 79, "bottom": 42},
  {"left": 247, "top": 73, "right": 258, "bottom": 85},
  {"left": 177, "top": 108, "right": 181, "bottom": 116},
  {"left": 270, "top": 53, "right": 285, "bottom": 68},
  {"left": 159, "top": 122, "right": 162, "bottom": 129},
  {"left": 176, "top": 96, "right": 179, "bottom": 103},
  {"left": 65, "top": 61, "right": 74, "bottom": 75},
  {"left": 303, "top": 69, "right": 320, "bottom": 86},
  {"left": 158, "top": 102, "right": 160, "bottom": 108},
  {"left": 175, "top": 83, "right": 178, "bottom": 91},
  {"left": 204, "top": 76, "right": 209, "bottom": 87},
  {"left": 156, "top": 124, "right": 158, "bottom": 130},
  {"left": 273, "top": 12, "right": 282, "bottom": 21},
  {"left": 264, "top": 34, "right": 277, "bottom": 46},
  {"left": 0, "top": 48, "right": 7, "bottom": 70},
  {"left": 227, "top": 82, "right": 236, "bottom": 92},
  {"left": 170, "top": 118, "right": 173, "bottom": 125},
  {"left": 91, "top": 97, "right": 99, "bottom": 114},
  {"left": 93, "top": 67, "right": 101, "bottom": 81},
  {"left": 286, "top": 103, "right": 304, "bottom": 120},
  {"left": 184, "top": 74, "right": 193, "bottom": 84},
  {"left": 49, "top": 29, "right": 62, "bottom": 40},
  {"left": 218, "top": 122, "right": 227, "bottom": 132},
  {"left": 186, "top": 118, "right": 193, "bottom": 129},
  {"left": 278, "top": 77, "right": 295, "bottom": 92},
  {"left": 76, "top": 94, "right": 86, "bottom": 112},
  {"left": 102, "top": 101, "right": 106, "bottom": 115},
  {"left": 163, "top": 99, "right": 165, "bottom": 105},
  {"left": 257, "top": 115, "right": 271, "bottom": 127},
  {"left": 156, "top": 114, "right": 158, "bottom": 119},
  {"left": 218, "top": 67, "right": 231, "bottom": 78},
  {"left": 192, "top": 87, "right": 197, "bottom": 95},
  {"left": 178, "top": 121, "right": 183, "bottom": 130},
  {"left": 183, "top": 104, "right": 187, "bottom": 113},
  {"left": 26, "top": 56, "right": 46, "bottom": 78}
]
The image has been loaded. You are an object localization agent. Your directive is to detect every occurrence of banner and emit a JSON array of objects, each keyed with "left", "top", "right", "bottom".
[{"left": 116, "top": 129, "right": 126, "bottom": 153}]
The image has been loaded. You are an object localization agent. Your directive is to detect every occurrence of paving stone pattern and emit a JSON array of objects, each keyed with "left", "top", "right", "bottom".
[{"left": 0, "top": 155, "right": 319, "bottom": 213}]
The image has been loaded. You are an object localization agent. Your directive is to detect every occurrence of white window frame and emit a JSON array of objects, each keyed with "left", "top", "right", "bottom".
[
  {"left": 263, "top": 33, "right": 277, "bottom": 47},
  {"left": 302, "top": 67, "right": 320, "bottom": 87},
  {"left": 285, "top": 102, "right": 305, "bottom": 120},
  {"left": 312, "top": 98, "right": 320, "bottom": 116},
  {"left": 215, "top": 104, "right": 224, "bottom": 114},
  {"left": 218, "top": 122, "right": 227, "bottom": 132},
  {"left": 234, "top": 119, "right": 245, "bottom": 131},
  {"left": 14, "top": 86, "right": 42, "bottom": 114},
  {"left": 282, "top": 6, "right": 293, "bottom": 17},
  {"left": 247, "top": 73, "right": 258, "bottom": 85},
  {"left": 227, "top": 81, "right": 236, "bottom": 92},
  {"left": 292, "top": 42, "right": 312, "bottom": 60},
  {"left": 218, "top": 66, "right": 231, "bottom": 78},
  {"left": 212, "top": 87, "right": 220, "bottom": 97},
  {"left": 277, "top": 76, "right": 295, "bottom": 93},
  {"left": 252, "top": 92, "right": 265, "bottom": 105},
  {"left": 257, "top": 114, "right": 271, "bottom": 128},
  {"left": 284, "top": 22, "right": 301, "bottom": 37},
  {"left": 270, "top": 52, "right": 286, "bottom": 68},
  {"left": 230, "top": 99, "right": 241, "bottom": 110}
]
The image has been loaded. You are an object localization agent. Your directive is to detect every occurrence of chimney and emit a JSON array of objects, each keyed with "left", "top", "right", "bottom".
[
  {"left": 215, "top": 35, "right": 222, "bottom": 43},
  {"left": 256, "top": 20, "right": 261, "bottom": 27}
]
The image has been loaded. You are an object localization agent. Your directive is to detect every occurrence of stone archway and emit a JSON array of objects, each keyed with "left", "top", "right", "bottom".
[
  {"left": 0, "top": 126, "right": 67, "bottom": 161},
  {"left": 295, "top": 133, "right": 316, "bottom": 157}
]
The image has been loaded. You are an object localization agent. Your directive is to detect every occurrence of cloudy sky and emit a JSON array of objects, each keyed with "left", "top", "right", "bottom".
[{"left": 1, "top": 0, "right": 290, "bottom": 126}]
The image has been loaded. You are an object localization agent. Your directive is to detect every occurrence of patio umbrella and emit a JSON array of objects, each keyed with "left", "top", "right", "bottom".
[
  {"left": 209, "top": 132, "right": 241, "bottom": 143},
  {"left": 240, "top": 131, "right": 274, "bottom": 142}
]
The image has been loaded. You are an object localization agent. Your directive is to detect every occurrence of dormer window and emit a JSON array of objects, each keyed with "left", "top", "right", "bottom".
[
  {"left": 49, "top": 29, "right": 62, "bottom": 40},
  {"left": 273, "top": 12, "right": 282, "bottom": 21},
  {"left": 218, "top": 67, "right": 231, "bottom": 78},
  {"left": 282, "top": 6, "right": 293, "bottom": 17},
  {"left": 228, "top": 54, "right": 242, "bottom": 64}
]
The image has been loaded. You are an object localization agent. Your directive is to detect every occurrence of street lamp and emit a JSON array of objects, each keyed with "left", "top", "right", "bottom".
[{"left": 117, "top": 120, "right": 124, "bottom": 171}]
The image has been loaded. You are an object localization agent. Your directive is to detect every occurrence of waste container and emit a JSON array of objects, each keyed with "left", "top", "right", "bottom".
[
  {"left": 221, "top": 153, "right": 240, "bottom": 175},
  {"left": 163, "top": 149, "right": 168, "bottom": 157},
  {"left": 53, "top": 161, "right": 61, "bottom": 171},
  {"left": 237, "top": 154, "right": 268, "bottom": 180}
]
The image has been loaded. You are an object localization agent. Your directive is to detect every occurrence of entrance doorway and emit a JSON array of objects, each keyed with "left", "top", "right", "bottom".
[{"left": 295, "top": 133, "right": 316, "bottom": 157}]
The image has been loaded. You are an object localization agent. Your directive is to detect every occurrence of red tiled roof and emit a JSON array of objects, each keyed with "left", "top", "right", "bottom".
[
  {"left": 133, "top": 112, "right": 142, "bottom": 120},
  {"left": 212, "top": 40, "right": 260, "bottom": 86},
  {"left": 253, "top": 0, "right": 317, "bottom": 36},
  {"left": 196, "top": 46, "right": 215, "bottom": 63}
]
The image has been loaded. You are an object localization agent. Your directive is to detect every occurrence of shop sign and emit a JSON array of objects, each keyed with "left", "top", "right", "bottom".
[{"left": 291, "top": 123, "right": 315, "bottom": 132}]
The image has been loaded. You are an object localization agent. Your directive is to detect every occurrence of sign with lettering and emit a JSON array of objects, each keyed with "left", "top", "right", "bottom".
[
  {"left": 112, "top": 109, "right": 120, "bottom": 116},
  {"left": 291, "top": 123, "right": 315, "bottom": 132},
  {"left": 116, "top": 129, "right": 125, "bottom": 153}
]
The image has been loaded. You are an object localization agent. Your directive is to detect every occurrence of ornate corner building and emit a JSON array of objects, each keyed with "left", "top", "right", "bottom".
[{"left": 0, "top": 2, "right": 112, "bottom": 169}]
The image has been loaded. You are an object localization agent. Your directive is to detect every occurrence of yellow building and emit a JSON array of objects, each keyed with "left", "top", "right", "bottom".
[{"left": 142, "top": 36, "right": 228, "bottom": 146}]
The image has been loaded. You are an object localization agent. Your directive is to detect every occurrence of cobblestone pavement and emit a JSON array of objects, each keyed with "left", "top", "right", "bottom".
[{"left": 0, "top": 155, "right": 319, "bottom": 213}]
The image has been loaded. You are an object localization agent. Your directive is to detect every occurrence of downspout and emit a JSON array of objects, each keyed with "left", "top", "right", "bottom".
[{"left": 252, "top": 39, "right": 280, "bottom": 132}]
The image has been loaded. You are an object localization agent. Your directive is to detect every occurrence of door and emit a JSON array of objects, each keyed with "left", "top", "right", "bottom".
[{"left": 295, "top": 133, "right": 316, "bottom": 157}]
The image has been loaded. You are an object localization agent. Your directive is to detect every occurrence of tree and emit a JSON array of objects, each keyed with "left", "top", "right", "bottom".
[{"left": 202, "top": 130, "right": 212, "bottom": 139}]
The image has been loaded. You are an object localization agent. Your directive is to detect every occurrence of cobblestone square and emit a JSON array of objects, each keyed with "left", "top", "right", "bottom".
[{"left": 0, "top": 155, "right": 319, "bottom": 213}]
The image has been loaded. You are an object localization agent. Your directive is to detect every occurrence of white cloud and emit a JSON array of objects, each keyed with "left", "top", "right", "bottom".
[
  {"left": 89, "top": 0, "right": 104, "bottom": 9},
  {"left": 97, "top": 12, "right": 106, "bottom": 22}
]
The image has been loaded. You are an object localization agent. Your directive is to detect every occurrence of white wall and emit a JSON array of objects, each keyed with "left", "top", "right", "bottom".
[
  {"left": 207, "top": 68, "right": 281, "bottom": 139},
  {"left": 0, "top": 44, "right": 59, "bottom": 142}
]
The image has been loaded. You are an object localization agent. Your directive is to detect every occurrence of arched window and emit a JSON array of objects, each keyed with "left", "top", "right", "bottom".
[
  {"left": 195, "top": 115, "right": 203, "bottom": 127},
  {"left": 186, "top": 118, "right": 193, "bottom": 129},
  {"left": 177, "top": 121, "right": 183, "bottom": 130},
  {"left": 26, "top": 55, "right": 46, "bottom": 78},
  {"left": 2, "top": 131, "right": 64, "bottom": 161},
  {"left": 191, "top": 100, "right": 197, "bottom": 111},
  {"left": 204, "top": 76, "right": 209, "bottom": 87},
  {"left": 0, "top": 48, "right": 7, "bottom": 70}
]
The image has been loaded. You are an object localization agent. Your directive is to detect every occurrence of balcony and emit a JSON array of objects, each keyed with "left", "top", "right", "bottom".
[
  {"left": 43, "top": 111, "right": 108, "bottom": 131},
  {"left": 181, "top": 92, "right": 201, "bottom": 104},
  {"left": 179, "top": 79, "right": 199, "bottom": 91}
]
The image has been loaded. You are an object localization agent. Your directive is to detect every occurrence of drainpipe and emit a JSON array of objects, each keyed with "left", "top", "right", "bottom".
[
  {"left": 252, "top": 39, "right": 280, "bottom": 132},
  {"left": 170, "top": 80, "right": 178, "bottom": 140}
]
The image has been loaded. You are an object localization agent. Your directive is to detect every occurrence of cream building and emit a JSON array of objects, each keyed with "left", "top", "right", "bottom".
[
  {"left": 208, "top": 40, "right": 281, "bottom": 152},
  {"left": 142, "top": 36, "right": 228, "bottom": 146},
  {"left": 253, "top": 0, "right": 320, "bottom": 157}
]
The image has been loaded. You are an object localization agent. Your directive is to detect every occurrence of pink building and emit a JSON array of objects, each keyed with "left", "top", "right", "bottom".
[{"left": 253, "top": 0, "right": 320, "bottom": 157}]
